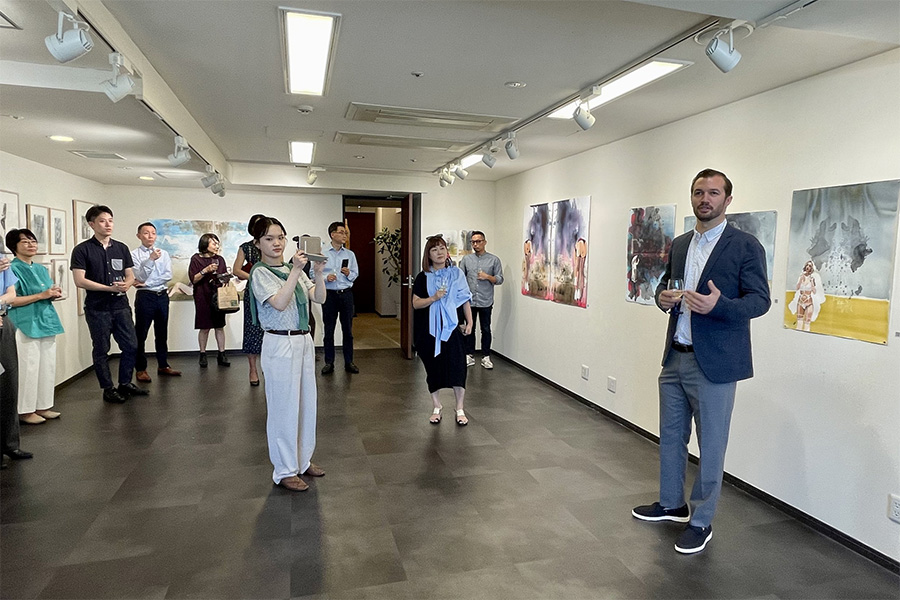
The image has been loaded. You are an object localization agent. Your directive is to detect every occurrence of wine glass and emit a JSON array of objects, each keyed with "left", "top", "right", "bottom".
[
  {"left": 668, "top": 278, "right": 684, "bottom": 313},
  {"left": 112, "top": 274, "right": 125, "bottom": 296}
]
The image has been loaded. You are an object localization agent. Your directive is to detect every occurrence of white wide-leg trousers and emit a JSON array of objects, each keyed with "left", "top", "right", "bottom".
[
  {"left": 15, "top": 331, "right": 57, "bottom": 414},
  {"left": 260, "top": 332, "right": 317, "bottom": 484}
]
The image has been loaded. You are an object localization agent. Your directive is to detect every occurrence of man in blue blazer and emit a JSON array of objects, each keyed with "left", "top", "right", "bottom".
[{"left": 632, "top": 169, "right": 770, "bottom": 554}]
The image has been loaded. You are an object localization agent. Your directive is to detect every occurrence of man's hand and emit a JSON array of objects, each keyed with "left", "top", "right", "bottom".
[
  {"left": 340, "top": 267, "right": 350, "bottom": 277},
  {"left": 476, "top": 270, "right": 490, "bottom": 281},
  {"left": 326, "top": 273, "right": 337, "bottom": 282},
  {"left": 112, "top": 281, "right": 129, "bottom": 293},
  {"left": 462, "top": 320, "right": 472, "bottom": 335},
  {"left": 658, "top": 289, "right": 681, "bottom": 310},
  {"left": 150, "top": 248, "right": 162, "bottom": 261},
  {"left": 683, "top": 280, "right": 721, "bottom": 315}
]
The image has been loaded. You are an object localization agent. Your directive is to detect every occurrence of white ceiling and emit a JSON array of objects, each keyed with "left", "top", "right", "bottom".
[{"left": 0, "top": 0, "right": 897, "bottom": 194}]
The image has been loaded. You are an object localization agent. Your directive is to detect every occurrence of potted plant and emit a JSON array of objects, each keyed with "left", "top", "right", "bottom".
[{"left": 373, "top": 227, "right": 401, "bottom": 287}]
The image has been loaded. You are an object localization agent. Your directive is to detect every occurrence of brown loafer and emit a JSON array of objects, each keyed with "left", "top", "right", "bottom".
[
  {"left": 303, "top": 463, "right": 325, "bottom": 477},
  {"left": 277, "top": 476, "right": 308, "bottom": 492},
  {"left": 135, "top": 371, "right": 152, "bottom": 383},
  {"left": 157, "top": 367, "right": 182, "bottom": 376}
]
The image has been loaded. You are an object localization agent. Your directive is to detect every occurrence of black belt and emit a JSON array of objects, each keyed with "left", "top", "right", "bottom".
[
  {"left": 672, "top": 342, "right": 694, "bottom": 353},
  {"left": 138, "top": 289, "right": 168, "bottom": 296},
  {"left": 266, "top": 329, "right": 309, "bottom": 336},
  {"left": 327, "top": 288, "right": 351, "bottom": 294}
]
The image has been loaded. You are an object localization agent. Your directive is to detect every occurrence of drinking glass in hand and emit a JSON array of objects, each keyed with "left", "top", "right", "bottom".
[
  {"left": 668, "top": 278, "right": 684, "bottom": 313},
  {"left": 112, "top": 274, "right": 125, "bottom": 296}
]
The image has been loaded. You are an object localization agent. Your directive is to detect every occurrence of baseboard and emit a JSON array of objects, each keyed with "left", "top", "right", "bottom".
[{"left": 492, "top": 351, "right": 900, "bottom": 575}]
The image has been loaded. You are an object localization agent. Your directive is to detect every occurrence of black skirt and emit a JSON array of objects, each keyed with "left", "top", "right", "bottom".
[{"left": 416, "top": 327, "right": 467, "bottom": 393}]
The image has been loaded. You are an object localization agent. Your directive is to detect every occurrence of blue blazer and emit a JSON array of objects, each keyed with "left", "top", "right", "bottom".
[{"left": 656, "top": 224, "right": 771, "bottom": 383}]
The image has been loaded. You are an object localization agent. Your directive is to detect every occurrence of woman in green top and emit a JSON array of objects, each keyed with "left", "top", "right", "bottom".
[{"left": 5, "top": 229, "right": 64, "bottom": 425}]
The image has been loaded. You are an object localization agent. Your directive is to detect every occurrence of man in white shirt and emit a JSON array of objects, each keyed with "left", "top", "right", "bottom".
[
  {"left": 321, "top": 221, "right": 360, "bottom": 374},
  {"left": 132, "top": 222, "right": 180, "bottom": 381}
]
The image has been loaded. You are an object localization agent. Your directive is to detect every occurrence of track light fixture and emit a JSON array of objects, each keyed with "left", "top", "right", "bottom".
[
  {"left": 482, "top": 152, "right": 497, "bottom": 168},
  {"left": 439, "top": 169, "right": 455, "bottom": 185},
  {"left": 167, "top": 135, "right": 191, "bottom": 167},
  {"left": 701, "top": 21, "right": 753, "bottom": 74},
  {"left": 439, "top": 178, "right": 449, "bottom": 188},
  {"left": 210, "top": 178, "right": 225, "bottom": 196},
  {"left": 451, "top": 164, "right": 468, "bottom": 180},
  {"left": 45, "top": 11, "right": 94, "bottom": 63},
  {"left": 306, "top": 167, "right": 324, "bottom": 185},
  {"left": 100, "top": 53, "right": 136, "bottom": 103},
  {"left": 572, "top": 103, "right": 595, "bottom": 130},
  {"left": 505, "top": 132, "right": 519, "bottom": 160},
  {"left": 201, "top": 165, "right": 219, "bottom": 187}
]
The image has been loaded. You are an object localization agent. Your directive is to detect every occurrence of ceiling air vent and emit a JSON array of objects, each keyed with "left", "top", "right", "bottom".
[
  {"left": 334, "top": 132, "right": 472, "bottom": 153},
  {"left": 346, "top": 103, "right": 516, "bottom": 132},
  {"left": 69, "top": 151, "right": 127, "bottom": 160}
]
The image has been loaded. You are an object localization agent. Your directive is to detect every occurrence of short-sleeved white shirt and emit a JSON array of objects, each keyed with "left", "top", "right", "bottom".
[{"left": 251, "top": 266, "right": 314, "bottom": 331}]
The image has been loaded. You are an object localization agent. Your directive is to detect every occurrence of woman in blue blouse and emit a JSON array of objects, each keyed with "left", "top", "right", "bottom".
[{"left": 5, "top": 229, "right": 64, "bottom": 425}]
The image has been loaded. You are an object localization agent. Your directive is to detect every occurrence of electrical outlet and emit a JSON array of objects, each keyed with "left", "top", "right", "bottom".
[
  {"left": 889, "top": 494, "right": 900, "bottom": 524},
  {"left": 607, "top": 376, "right": 616, "bottom": 393},
  {"left": 581, "top": 365, "right": 589, "bottom": 380}
]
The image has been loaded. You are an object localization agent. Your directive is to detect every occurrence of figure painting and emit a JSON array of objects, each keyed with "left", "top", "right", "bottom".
[
  {"left": 685, "top": 210, "right": 778, "bottom": 283},
  {"left": 627, "top": 204, "right": 676, "bottom": 304},
  {"left": 784, "top": 180, "right": 899, "bottom": 344},
  {"left": 522, "top": 197, "right": 591, "bottom": 308},
  {"left": 151, "top": 219, "right": 246, "bottom": 300}
]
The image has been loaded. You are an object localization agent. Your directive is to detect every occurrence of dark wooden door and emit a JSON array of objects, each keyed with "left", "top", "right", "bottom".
[
  {"left": 400, "top": 194, "right": 417, "bottom": 359},
  {"left": 345, "top": 212, "right": 376, "bottom": 313}
]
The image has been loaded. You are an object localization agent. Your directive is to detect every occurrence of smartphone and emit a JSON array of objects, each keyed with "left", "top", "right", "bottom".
[{"left": 341, "top": 259, "right": 349, "bottom": 269}]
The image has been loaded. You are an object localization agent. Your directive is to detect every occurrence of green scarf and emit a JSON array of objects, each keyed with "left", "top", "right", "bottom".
[{"left": 248, "top": 262, "right": 309, "bottom": 330}]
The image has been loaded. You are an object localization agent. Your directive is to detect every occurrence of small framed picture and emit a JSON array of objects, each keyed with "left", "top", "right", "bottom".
[
  {"left": 1, "top": 189, "right": 20, "bottom": 244},
  {"left": 50, "top": 258, "right": 69, "bottom": 301},
  {"left": 73, "top": 199, "right": 94, "bottom": 245},
  {"left": 26, "top": 204, "right": 50, "bottom": 254},
  {"left": 49, "top": 208, "right": 67, "bottom": 255}
]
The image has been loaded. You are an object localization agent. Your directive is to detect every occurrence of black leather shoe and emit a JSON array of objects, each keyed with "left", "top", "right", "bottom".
[
  {"left": 199, "top": 352, "right": 208, "bottom": 368},
  {"left": 118, "top": 382, "right": 149, "bottom": 397},
  {"left": 1, "top": 455, "right": 8, "bottom": 469},
  {"left": 321, "top": 363, "right": 334, "bottom": 375},
  {"left": 4, "top": 448, "right": 33, "bottom": 460},
  {"left": 103, "top": 388, "right": 127, "bottom": 403},
  {"left": 345, "top": 363, "right": 359, "bottom": 374},
  {"left": 217, "top": 351, "right": 230, "bottom": 367}
]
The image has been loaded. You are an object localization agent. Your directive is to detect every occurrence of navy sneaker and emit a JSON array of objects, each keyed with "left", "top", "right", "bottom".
[
  {"left": 675, "top": 524, "right": 713, "bottom": 554},
  {"left": 631, "top": 502, "right": 690, "bottom": 523}
]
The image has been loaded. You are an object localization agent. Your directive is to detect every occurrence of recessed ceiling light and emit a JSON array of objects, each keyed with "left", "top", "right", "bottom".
[
  {"left": 296, "top": 105, "right": 314, "bottom": 114},
  {"left": 138, "top": 176, "right": 153, "bottom": 181},
  {"left": 411, "top": 71, "right": 424, "bottom": 78},
  {"left": 354, "top": 155, "right": 365, "bottom": 159},
  {"left": 410, "top": 158, "right": 417, "bottom": 163},
  {"left": 1, "top": 114, "right": 25, "bottom": 120},
  {"left": 48, "top": 135, "right": 74, "bottom": 142},
  {"left": 282, "top": 10, "right": 340, "bottom": 96},
  {"left": 505, "top": 81, "right": 526, "bottom": 89},
  {"left": 290, "top": 141, "right": 315, "bottom": 164}
]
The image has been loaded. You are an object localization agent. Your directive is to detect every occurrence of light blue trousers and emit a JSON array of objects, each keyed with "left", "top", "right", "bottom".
[{"left": 658, "top": 350, "right": 736, "bottom": 528}]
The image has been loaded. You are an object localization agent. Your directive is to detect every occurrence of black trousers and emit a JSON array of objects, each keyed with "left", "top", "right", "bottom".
[
  {"left": 322, "top": 289, "right": 354, "bottom": 365},
  {"left": 134, "top": 291, "right": 171, "bottom": 371},
  {"left": 0, "top": 317, "right": 21, "bottom": 452},
  {"left": 84, "top": 306, "right": 138, "bottom": 390},
  {"left": 465, "top": 306, "right": 493, "bottom": 356}
]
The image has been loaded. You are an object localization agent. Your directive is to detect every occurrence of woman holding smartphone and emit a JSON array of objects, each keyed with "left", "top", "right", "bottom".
[
  {"left": 188, "top": 233, "right": 229, "bottom": 368},
  {"left": 248, "top": 217, "right": 327, "bottom": 492}
]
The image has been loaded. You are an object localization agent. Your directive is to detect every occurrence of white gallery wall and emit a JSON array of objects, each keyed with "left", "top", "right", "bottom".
[{"left": 492, "top": 49, "right": 900, "bottom": 560}]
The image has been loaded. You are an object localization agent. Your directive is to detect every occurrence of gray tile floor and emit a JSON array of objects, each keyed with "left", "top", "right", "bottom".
[{"left": 1, "top": 348, "right": 897, "bottom": 599}]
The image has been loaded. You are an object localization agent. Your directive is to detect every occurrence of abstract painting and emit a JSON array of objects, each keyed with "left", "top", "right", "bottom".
[
  {"left": 627, "top": 204, "right": 676, "bottom": 304},
  {"left": 26, "top": 205, "right": 49, "bottom": 254},
  {"left": 685, "top": 210, "right": 778, "bottom": 283},
  {"left": 783, "top": 180, "right": 899, "bottom": 344},
  {"left": 151, "top": 219, "right": 247, "bottom": 300},
  {"left": 522, "top": 197, "right": 591, "bottom": 308},
  {"left": 0, "top": 190, "right": 20, "bottom": 247}
]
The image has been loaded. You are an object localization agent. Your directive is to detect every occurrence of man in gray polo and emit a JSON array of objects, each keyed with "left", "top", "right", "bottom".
[{"left": 459, "top": 231, "right": 503, "bottom": 369}]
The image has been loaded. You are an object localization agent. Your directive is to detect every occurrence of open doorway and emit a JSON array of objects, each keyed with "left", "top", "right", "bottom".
[{"left": 342, "top": 196, "right": 407, "bottom": 355}]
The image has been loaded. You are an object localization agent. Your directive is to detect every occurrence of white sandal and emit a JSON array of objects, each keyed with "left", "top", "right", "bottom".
[
  {"left": 455, "top": 409, "right": 468, "bottom": 426},
  {"left": 429, "top": 406, "right": 442, "bottom": 424}
]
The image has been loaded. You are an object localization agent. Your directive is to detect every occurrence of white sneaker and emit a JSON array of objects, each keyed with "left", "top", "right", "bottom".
[
  {"left": 466, "top": 355, "right": 475, "bottom": 367},
  {"left": 481, "top": 357, "right": 494, "bottom": 370}
]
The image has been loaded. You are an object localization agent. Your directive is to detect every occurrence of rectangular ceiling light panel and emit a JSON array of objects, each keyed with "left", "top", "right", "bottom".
[
  {"left": 548, "top": 59, "right": 692, "bottom": 119},
  {"left": 290, "top": 141, "right": 315, "bottom": 164},
  {"left": 282, "top": 9, "right": 340, "bottom": 96}
]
